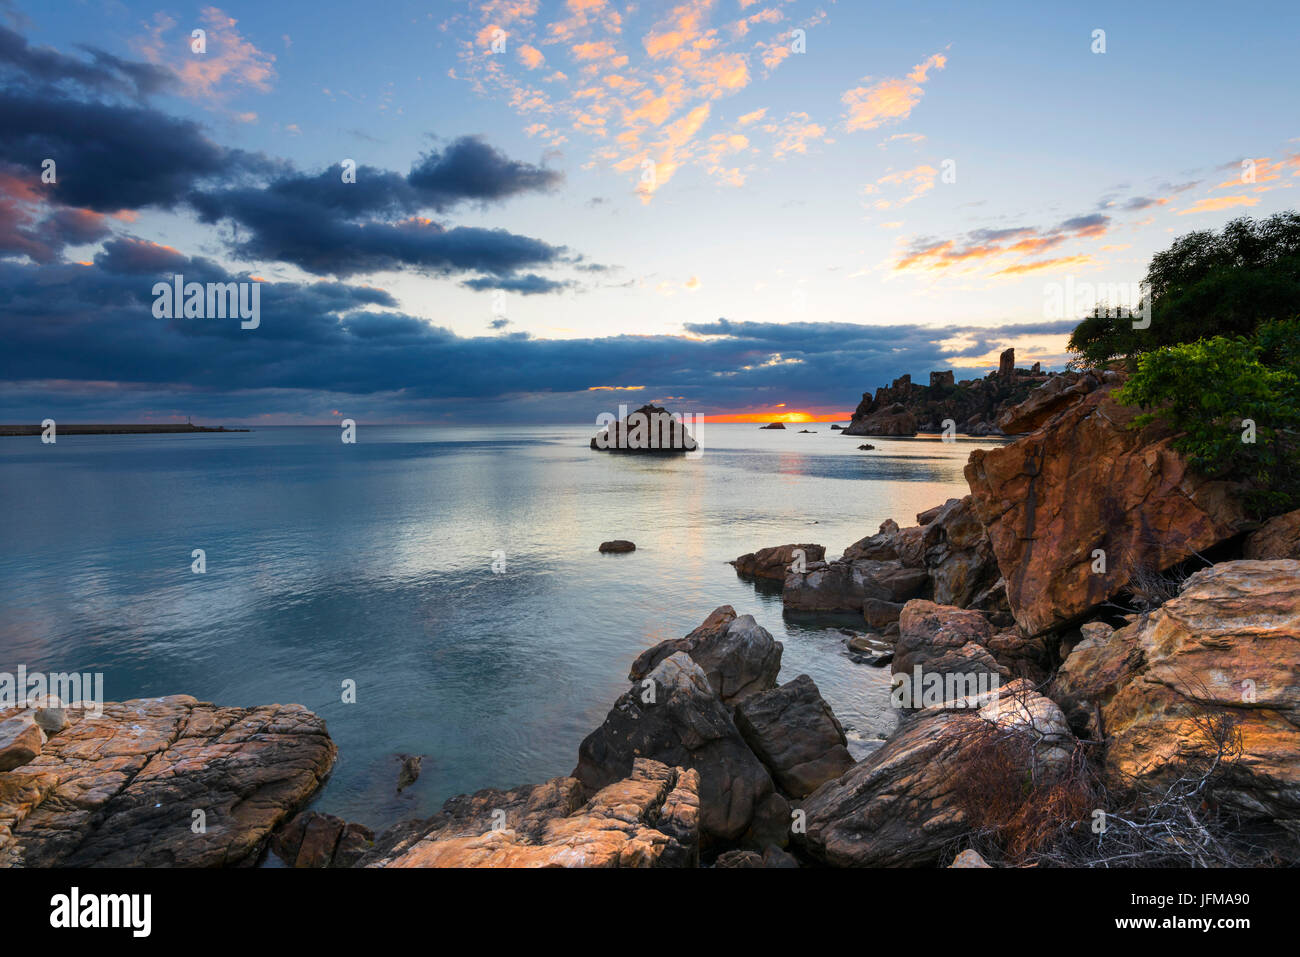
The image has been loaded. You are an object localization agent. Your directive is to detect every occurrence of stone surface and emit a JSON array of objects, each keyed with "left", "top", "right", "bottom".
[
  {"left": 272, "top": 811, "right": 375, "bottom": 868},
  {"left": 1243, "top": 509, "right": 1300, "bottom": 560},
  {"left": 893, "top": 600, "right": 1003, "bottom": 693},
  {"left": 734, "top": 674, "right": 855, "bottom": 798},
  {"left": 1056, "top": 561, "right": 1300, "bottom": 822},
  {"left": 783, "top": 559, "right": 928, "bottom": 612},
  {"left": 0, "top": 696, "right": 336, "bottom": 867},
  {"left": 366, "top": 759, "right": 700, "bottom": 868},
  {"left": 732, "top": 543, "right": 825, "bottom": 581},
  {"left": 949, "top": 848, "right": 992, "bottom": 868},
  {"left": 966, "top": 380, "right": 1251, "bottom": 635},
  {"left": 0, "top": 716, "right": 42, "bottom": 772},
  {"left": 798, "top": 681, "right": 1073, "bottom": 867},
  {"left": 628, "top": 606, "right": 782, "bottom": 706},
  {"left": 574, "top": 652, "right": 779, "bottom": 844}
]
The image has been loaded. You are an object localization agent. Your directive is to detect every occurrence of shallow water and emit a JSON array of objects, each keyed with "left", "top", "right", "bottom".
[{"left": 0, "top": 423, "right": 1001, "bottom": 833}]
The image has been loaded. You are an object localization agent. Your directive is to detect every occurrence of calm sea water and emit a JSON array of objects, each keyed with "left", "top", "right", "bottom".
[{"left": 0, "top": 423, "right": 999, "bottom": 835}]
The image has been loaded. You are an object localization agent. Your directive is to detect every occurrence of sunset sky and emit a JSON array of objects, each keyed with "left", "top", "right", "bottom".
[{"left": 2, "top": 0, "right": 1298, "bottom": 424}]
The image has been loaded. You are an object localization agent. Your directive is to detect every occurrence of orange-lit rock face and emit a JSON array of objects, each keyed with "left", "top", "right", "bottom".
[
  {"left": 373, "top": 759, "right": 700, "bottom": 868},
  {"left": 1055, "top": 560, "right": 1300, "bottom": 821},
  {"left": 966, "top": 380, "right": 1250, "bottom": 635}
]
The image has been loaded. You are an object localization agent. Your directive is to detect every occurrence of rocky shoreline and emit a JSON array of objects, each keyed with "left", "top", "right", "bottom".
[{"left": 4, "top": 370, "right": 1297, "bottom": 868}]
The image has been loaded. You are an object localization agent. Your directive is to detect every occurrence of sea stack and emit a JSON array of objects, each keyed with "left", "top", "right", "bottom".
[{"left": 591, "top": 405, "right": 698, "bottom": 454}]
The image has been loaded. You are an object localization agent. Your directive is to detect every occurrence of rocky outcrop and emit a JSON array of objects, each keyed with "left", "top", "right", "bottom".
[
  {"left": 843, "top": 362, "right": 1051, "bottom": 437},
  {"left": 1053, "top": 560, "right": 1300, "bottom": 823},
  {"left": 272, "top": 811, "right": 374, "bottom": 868},
  {"left": 591, "top": 404, "right": 698, "bottom": 454},
  {"left": 628, "top": 606, "right": 782, "bottom": 706},
  {"left": 798, "top": 681, "right": 1074, "bottom": 866},
  {"left": 783, "top": 559, "right": 929, "bottom": 613},
  {"left": 598, "top": 540, "right": 636, "bottom": 553},
  {"left": 1244, "top": 509, "right": 1300, "bottom": 560},
  {"left": 734, "top": 675, "right": 854, "bottom": 798},
  {"left": 893, "top": 601, "right": 1004, "bottom": 694},
  {"left": 0, "top": 695, "right": 336, "bottom": 867},
  {"left": 760, "top": 422, "right": 786, "bottom": 430},
  {"left": 731, "top": 543, "right": 825, "bottom": 581},
  {"left": 574, "top": 652, "right": 783, "bottom": 845},
  {"left": 966, "top": 376, "right": 1252, "bottom": 635},
  {"left": 364, "top": 759, "right": 700, "bottom": 868}
]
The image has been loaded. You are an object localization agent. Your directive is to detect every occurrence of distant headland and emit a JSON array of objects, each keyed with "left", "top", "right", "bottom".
[{"left": 0, "top": 423, "right": 249, "bottom": 436}]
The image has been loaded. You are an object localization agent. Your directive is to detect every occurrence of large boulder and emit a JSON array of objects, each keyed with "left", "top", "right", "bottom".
[
  {"left": 574, "top": 652, "right": 781, "bottom": 844},
  {"left": 783, "top": 560, "right": 928, "bottom": 613},
  {"left": 732, "top": 543, "right": 826, "bottom": 581},
  {"left": 0, "top": 716, "right": 42, "bottom": 772},
  {"left": 1054, "top": 560, "right": 1300, "bottom": 823},
  {"left": 364, "top": 759, "right": 700, "bottom": 868},
  {"left": 628, "top": 606, "right": 782, "bottom": 706},
  {"left": 922, "top": 496, "right": 1001, "bottom": 608},
  {"left": 798, "top": 681, "right": 1074, "bottom": 866},
  {"left": 0, "top": 696, "right": 336, "bottom": 867},
  {"left": 892, "top": 600, "right": 1004, "bottom": 702},
  {"left": 272, "top": 811, "right": 374, "bottom": 868},
  {"left": 966, "top": 379, "right": 1252, "bottom": 635},
  {"left": 734, "top": 675, "right": 855, "bottom": 798}
]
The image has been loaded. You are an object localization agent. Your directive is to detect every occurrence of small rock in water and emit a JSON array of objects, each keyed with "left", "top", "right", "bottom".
[
  {"left": 857, "top": 444, "right": 876, "bottom": 450},
  {"left": 396, "top": 754, "right": 422, "bottom": 792},
  {"left": 599, "top": 540, "right": 636, "bottom": 553}
]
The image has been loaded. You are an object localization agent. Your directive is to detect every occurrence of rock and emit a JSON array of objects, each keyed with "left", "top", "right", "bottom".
[
  {"left": 845, "top": 402, "right": 918, "bottom": 436},
  {"left": 1057, "top": 560, "right": 1300, "bottom": 822},
  {"left": 628, "top": 606, "right": 782, "bottom": 706},
  {"left": 598, "top": 540, "right": 636, "bottom": 553},
  {"left": 0, "top": 696, "right": 336, "bottom": 867},
  {"left": 997, "top": 371, "right": 1098, "bottom": 434},
  {"left": 857, "top": 443, "right": 875, "bottom": 450},
  {"left": 893, "top": 601, "right": 1004, "bottom": 699},
  {"left": 930, "top": 370, "right": 955, "bottom": 388},
  {"left": 574, "top": 652, "right": 778, "bottom": 844},
  {"left": 591, "top": 404, "right": 698, "bottom": 454},
  {"left": 798, "top": 429, "right": 815, "bottom": 433},
  {"left": 846, "top": 634, "right": 893, "bottom": 667},
  {"left": 714, "top": 849, "right": 763, "bottom": 867},
  {"left": 783, "top": 560, "right": 928, "bottom": 613},
  {"left": 966, "top": 379, "right": 1251, "bottom": 635},
  {"left": 734, "top": 675, "right": 855, "bottom": 798},
  {"left": 949, "top": 848, "right": 992, "bottom": 868},
  {"left": 842, "top": 521, "right": 903, "bottom": 562},
  {"left": 798, "top": 681, "right": 1074, "bottom": 866},
  {"left": 1243, "top": 509, "right": 1300, "bottom": 560},
  {"left": 396, "top": 754, "right": 421, "bottom": 792},
  {"left": 0, "top": 716, "right": 42, "bottom": 772},
  {"left": 830, "top": 424, "right": 844, "bottom": 431},
  {"left": 272, "top": 811, "right": 375, "bottom": 868},
  {"left": 917, "top": 503, "right": 945, "bottom": 525},
  {"left": 31, "top": 707, "right": 67, "bottom": 735},
  {"left": 732, "top": 543, "right": 825, "bottom": 581},
  {"left": 998, "top": 347, "right": 1015, "bottom": 378},
  {"left": 844, "top": 362, "right": 1047, "bottom": 438},
  {"left": 923, "top": 496, "right": 1001, "bottom": 609},
  {"left": 760, "top": 422, "right": 786, "bottom": 430},
  {"left": 863, "top": 597, "right": 904, "bottom": 630},
  {"left": 366, "top": 759, "right": 700, "bottom": 868}
]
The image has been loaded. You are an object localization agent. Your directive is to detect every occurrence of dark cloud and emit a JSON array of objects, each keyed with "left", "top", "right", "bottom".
[
  {"left": 0, "top": 25, "right": 173, "bottom": 99},
  {"left": 407, "top": 136, "right": 562, "bottom": 210},
  {"left": 461, "top": 273, "right": 572, "bottom": 294}
]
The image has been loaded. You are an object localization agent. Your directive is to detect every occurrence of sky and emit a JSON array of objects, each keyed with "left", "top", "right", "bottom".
[{"left": 1, "top": 0, "right": 1297, "bottom": 425}]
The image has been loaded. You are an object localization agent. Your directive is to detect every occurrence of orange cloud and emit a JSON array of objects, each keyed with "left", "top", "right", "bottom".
[
  {"left": 1176, "top": 195, "right": 1261, "bottom": 215},
  {"left": 842, "top": 53, "right": 946, "bottom": 132},
  {"left": 134, "top": 7, "right": 276, "bottom": 102}
]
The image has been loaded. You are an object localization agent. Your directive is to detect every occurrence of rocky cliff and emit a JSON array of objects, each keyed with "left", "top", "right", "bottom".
[{"left": 843, "top": 348, "right": 1051, "bottom": 436}]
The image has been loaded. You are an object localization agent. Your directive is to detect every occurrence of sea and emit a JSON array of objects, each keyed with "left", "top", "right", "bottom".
[{"left": 0, "top": 423, "right": 1002, "bottom": 837}]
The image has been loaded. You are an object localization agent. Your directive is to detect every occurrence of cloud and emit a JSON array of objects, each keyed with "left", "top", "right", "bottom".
[
  {"left": 895, "top": 212, "right": 1112, "bottom": 275},
  {"left": 133, "top": 7, "right": 277, "bottom": 102},
  {"left": 0, "top": 24, "right": 173, "bottom": 99},
  {"left": 842, "top": 52, "right": 946, "bottom": 133},
  {"left": 1176, "top": 195, "right": 1261, "bottom": 215}
]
